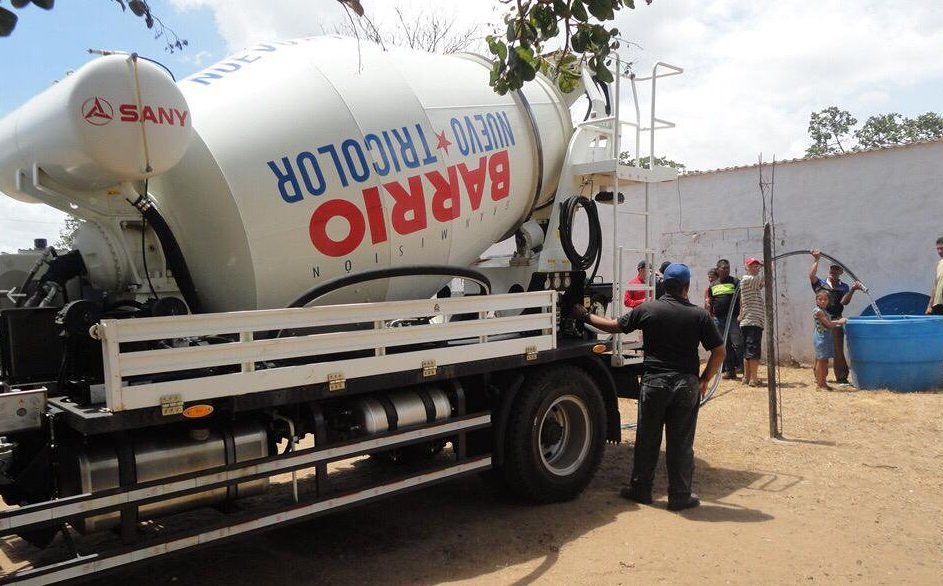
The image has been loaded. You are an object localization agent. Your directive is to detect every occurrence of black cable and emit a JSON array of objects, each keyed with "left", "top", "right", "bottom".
[
  {"left": 286, "top": 265, "right": 492, "bottom": 309},
  {"left": 559, "top": 196, "right": 602, "bottom": 279},
  {"left": 128, "top": 192, "right": 202, "bottom": 313},
  {"left": 140, "top": 179, "right": 159, "bottom": 300}
]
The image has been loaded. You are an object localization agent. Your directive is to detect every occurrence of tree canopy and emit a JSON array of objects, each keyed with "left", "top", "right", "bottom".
[{"left": 806, "top": 107, "right": 943, "bottom": 156}]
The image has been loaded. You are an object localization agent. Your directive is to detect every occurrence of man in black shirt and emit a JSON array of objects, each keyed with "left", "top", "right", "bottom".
[{"left": 575, "top": 263, "right": 725, "bottom": 511}]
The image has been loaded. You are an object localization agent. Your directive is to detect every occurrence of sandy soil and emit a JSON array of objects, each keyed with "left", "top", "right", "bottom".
[{"left": 3, "top": 366, "right": 942, "bottom": 585}]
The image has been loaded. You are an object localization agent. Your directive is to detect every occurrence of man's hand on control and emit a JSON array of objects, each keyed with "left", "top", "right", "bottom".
[{"left": 572, "top": 304, "right": 589, "bottom": 321}]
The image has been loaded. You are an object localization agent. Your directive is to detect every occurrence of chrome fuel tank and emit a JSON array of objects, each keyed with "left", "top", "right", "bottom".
[{"left": 73, "top": 423, "right": 269, "bottom": 533}]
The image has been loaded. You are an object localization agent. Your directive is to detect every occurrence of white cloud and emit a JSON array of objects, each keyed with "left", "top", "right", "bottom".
[
  {"left": 172, "top": 0, "right": 943, "bottom": 170},
  {"left": 615, "top": 0, "right": 943, "bottom": 169},
  {"left": 170, "top": 0, "right": 500, "bottom": 53}
]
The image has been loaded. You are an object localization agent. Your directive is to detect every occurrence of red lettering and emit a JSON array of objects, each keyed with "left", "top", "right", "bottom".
[
  {"left": 309, "top": 199, "right": 365, "bottom": 257},
  {"left": 362, "top": 186, "right": 388, "bottom": 244},
  {"left": 118, "top": 104, "right": 189, "bottom": 125},
  {"left": 119, "top": 104, "right": 138, "bottom": 122},
  {"left": 384, "top": 176, "right": 427, "bottom": 235},
  {"left": 458, "top": 156, "right": 487, "bottom": 211},
  {"left": 141, "top": 106, "right": 158, "bottom": 124},
  {"left": 426, "top": 166, "right": 461, "bottom": 222},
  {"left": 489, "top": 150, "right": 510, "bottom": 201}
]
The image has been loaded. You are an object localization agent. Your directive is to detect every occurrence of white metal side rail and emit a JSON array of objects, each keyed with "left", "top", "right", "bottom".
[{"left": 90, "top": 291, "right": 558, "bottom": 412}]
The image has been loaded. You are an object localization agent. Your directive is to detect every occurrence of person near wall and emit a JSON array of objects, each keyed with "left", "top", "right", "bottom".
[
  {"left": 655, "top": 260, "right": 672, "bottom": 299},
  {"left": 573, "top": 264, "right": 725, "bottom": 511},
  {"left": 808, "top": 250, "right": 864, "bottom": 384},
  {"left": 624, "top": 260, "right": 649, "bottom": 309},
  {"left": 738, "top": 258, "right": 766, "bottom": 387},
  {"left": 704, "top": 268, "right": 719, "bottom": 312},
  {"left": 812, "top": 289, "right": 848, "bottom": 390},
  {"left": 926, "top": 236, "right": 943, "bottom": 315},
  {"left": 708, "top": 259, "right": 743, "bottom": 380}
]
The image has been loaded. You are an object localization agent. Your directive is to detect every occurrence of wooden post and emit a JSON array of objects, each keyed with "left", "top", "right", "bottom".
[{"left": 763, "top": 223, "right": 782, "bottom": 438}]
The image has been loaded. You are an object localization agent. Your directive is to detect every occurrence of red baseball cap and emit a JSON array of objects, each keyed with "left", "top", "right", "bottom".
[{"left": 746, "top": 257, "right": 763, "bottom": 266}]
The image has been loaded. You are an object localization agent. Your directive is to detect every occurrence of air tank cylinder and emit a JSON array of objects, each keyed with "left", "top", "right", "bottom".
[{"left": 0, "top": 54, "right": 191, "bottom": 199}]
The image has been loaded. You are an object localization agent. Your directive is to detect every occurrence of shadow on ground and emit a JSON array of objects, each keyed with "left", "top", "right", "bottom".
[{"left": 3, "top": 441, "right": 779, "bottom": 585}]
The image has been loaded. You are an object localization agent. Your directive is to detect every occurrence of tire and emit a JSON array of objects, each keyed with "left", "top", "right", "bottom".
[{"left": 502, "top": 365, "right": 606, "bottom": 503}]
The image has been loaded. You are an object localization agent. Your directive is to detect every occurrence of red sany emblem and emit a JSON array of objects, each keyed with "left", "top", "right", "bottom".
[
  {"left": 435, "top": 129, "right": 452, "bottom": 155},
  {"left": 82, "top": 97, "right": 114, "bottom": 126}
]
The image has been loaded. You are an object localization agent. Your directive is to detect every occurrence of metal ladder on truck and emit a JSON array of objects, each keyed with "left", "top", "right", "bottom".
[{"left": 539, "top": 57, "right": 683, "bottom": 367}]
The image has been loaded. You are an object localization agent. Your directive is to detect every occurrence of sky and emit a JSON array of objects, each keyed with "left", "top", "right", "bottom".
[{"left": 1, "top": 0, "right": 942, "bottom": 253}]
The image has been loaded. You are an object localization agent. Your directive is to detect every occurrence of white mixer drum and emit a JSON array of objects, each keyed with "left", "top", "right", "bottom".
[{"left": 149, "top": 37, "right": 572, "bottom": 311}]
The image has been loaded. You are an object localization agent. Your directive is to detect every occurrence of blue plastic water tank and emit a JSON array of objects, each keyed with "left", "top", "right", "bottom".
[
  {"left": 845, "top": 316, "right": 943, "bottom": 392},
  {"left": 859, "top": 291, "right": 930, "bottom": 316}
]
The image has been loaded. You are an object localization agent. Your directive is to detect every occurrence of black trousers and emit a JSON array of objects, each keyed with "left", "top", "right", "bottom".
[{"left": 629, "top": 372, "right": 700, "bottom": 499}]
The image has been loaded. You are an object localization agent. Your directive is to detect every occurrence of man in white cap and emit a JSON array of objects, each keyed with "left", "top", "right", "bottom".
[{"left": 574, "top": 263, "right": 725, "bottom": 511}]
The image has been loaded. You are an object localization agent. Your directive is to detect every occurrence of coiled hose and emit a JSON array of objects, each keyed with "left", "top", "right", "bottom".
[{"left": 559, "top": 196, "right": 602, "bottom": 280}]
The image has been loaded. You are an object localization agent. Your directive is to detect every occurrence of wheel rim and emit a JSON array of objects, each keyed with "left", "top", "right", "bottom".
[{"left": 538, "top": 394, "right": 592, "bottom": 476}]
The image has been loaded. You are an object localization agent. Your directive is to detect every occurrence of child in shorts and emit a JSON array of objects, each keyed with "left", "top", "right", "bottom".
[{"left": 813, "top": 290, "right": 848, "bottom": 389}]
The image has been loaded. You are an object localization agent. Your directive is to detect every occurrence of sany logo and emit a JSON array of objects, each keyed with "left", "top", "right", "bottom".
[
  {"left": 80, "top": 97, "right": 189, "bottom": 127},
  {"left": 82, "top": 97, "right": 114, "bottom": 126},
  {"left": 118, "top": 104, "right": 189, "bottom": 127}
]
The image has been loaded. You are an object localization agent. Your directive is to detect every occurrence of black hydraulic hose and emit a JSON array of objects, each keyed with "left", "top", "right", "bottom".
[
  {"left": 559, "top": 196, "right": 602, "bottom": 280},
  {"left": 130, "top": 197, "right": 202, "bottom": 314},
  {"left": 771, "top": 249, "right": 868, "bottom": 289},
  {"left": 286, "top": 265, "right": 492, "bottom": 309},
  {"left": 14, "top": 247, "right": 55, "bottom": 308}
]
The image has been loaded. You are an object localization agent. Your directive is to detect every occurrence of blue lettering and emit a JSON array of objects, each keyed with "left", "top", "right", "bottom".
[
  {"left": 486, "top": 113, "right": 504, "bottom": 149},
  {"left": 253, "top": 43, "right": 278, "bottom": 52},
  {"left": 463, "top": 116, "right": 483, "bottom": 154},
  {"left": 391, "top": 128, "right": 420, "bottom": 169},
  {"left": 317, "top": 144, "right": 348, "bottom": 187},
  {"left": 365, "top": 133, "right": 391, "bottom": 176},
  {"left": 234, "top": 55, "right": 261, "bottom": 64},
  {"left": 268, "top": 157, "right": 303, "bottom": 203},
  {"left": 498, "top": 111, "right": 516, "bottom": 146},
  {"left": 474, "top": 114, "right": 494, "bottom": 152},
  {"left": 450, "top": 118, "right": 469, "bottom": 156},
  {"left": 382, "top": 131, "right": 402, "bottom": 173},
  {"left": 342, "top": 139, "right": 370, "bottom": 183},
  {"left": 414, "top": 124, "right": 438, "bottom": 166},
  {"left": 189, "top": 72, "right": 224, "bottom": 86},
  {"left": 297, "top": 151, "right": 326, "bottom": 196},
  {"left": 212, "top": 62, "right": 242, "bottom": 74}
]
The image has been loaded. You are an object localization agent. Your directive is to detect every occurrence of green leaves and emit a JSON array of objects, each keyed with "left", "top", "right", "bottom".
[
  {"left": 488, "top": 0, "right": 650, "bottom": 95},
  {"left": 806, "top": 106, "right": 943, "bottom": 156}
]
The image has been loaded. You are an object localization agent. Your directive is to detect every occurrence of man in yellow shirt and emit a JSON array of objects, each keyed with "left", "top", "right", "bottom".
[{"left": 927, "top": 237, "right": 943, "bottom": 315}]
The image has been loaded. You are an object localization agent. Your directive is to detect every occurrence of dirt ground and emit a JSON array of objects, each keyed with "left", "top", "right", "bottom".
[{"left": 3, "top": 365, "right": 942, "bottom": 585}]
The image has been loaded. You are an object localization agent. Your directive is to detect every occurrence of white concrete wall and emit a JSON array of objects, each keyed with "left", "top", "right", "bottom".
[{"left": 598, "top": 140, "right": 943, "bottom": 363}]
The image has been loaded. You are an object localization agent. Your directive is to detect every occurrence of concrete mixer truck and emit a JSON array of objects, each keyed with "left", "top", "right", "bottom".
[{"left": 0, "top": 36, "right": 680, "bottom": 583}]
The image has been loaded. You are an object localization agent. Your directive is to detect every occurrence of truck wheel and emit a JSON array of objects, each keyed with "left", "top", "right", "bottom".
[{"left": 502, "top": 365, "right": 606, "bottom": 503}]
